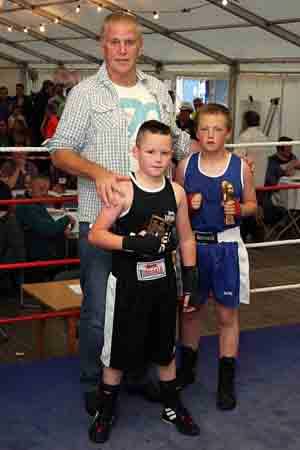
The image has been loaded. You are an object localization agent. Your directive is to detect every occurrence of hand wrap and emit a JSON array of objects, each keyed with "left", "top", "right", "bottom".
[
  {"left": 182, "top": 266, "right": 201, "bottom": 308},
  {"left": 123, "top": 234, "right": 162, "bottom": 256}
]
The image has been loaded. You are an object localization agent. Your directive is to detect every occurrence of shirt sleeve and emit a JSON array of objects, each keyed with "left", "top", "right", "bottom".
[{"left": 46, "top": 84, "right": 91, "bottom": 154}]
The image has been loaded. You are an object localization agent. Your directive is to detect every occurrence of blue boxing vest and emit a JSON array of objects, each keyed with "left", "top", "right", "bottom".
[{"left": 184, "top": 152, "right": 243, "bottom": 233}]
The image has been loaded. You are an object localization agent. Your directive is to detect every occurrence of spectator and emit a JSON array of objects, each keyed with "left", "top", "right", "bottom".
[
  {"left": 15, "top": 175, "right": 75, "bottom": 262},
  {"left": 41, "top": 102, "right": 59, "bottom": 140},
  {"left": 176, "top": 102, "right": 195, "bottom": 138},
  {"left": 11, "top": 83, "right": 33, "bottom": 126},
  {"left": 8, "top": 105, "right": 28, "bottom": 132},
  {"left": 31, "top": 80, "right": 55, "bottom": 145},
  {"left": 236, "top": 110, "right": 270, "bottom": 187},
  {"left": 0, "top": 120, "right": 12, "bottom": 147},
  {"left": 0, "top": 86, "right": 11, "bottom": 123},
  {"left": 0, "top": 180, "right": 25, "bottom": 291},
  {"left": 263, "top": 137, "right": 300, "bottom": 226},
  {"left": 265, "top": 136, "right": 300, "bottom": 186},
  {"left": 52, "top": 83, "right": 66, "bottom": 118},
  {"left": 0, "top": 151, "right": 38, "bottom": 190}
]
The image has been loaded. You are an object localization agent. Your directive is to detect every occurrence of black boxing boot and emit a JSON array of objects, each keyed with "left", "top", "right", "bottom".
[
  {"left": 217, "top": 357, "right": 237, "bottom": 410},
  {"left": 89, "top": 383, "right": 119, "bottom": 444}
]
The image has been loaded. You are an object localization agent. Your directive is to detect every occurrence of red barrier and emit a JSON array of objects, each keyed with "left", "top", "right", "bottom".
[
  {"left": 0, "top": 195, "right": 77, "bottom": 205},
  {"left": 256, "top": 183, "right": 300, "bottom": 192},
  {"left": 0, "top": 258, "right": 79, "bottom": 271},
  {"left": 0, "top": 309, "right": 80, "bottom": 325}
]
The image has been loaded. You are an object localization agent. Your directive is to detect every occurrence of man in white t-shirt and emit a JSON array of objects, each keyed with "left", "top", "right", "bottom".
[{"left": 236, "top": 110, "right": 271, "bottom": 187}]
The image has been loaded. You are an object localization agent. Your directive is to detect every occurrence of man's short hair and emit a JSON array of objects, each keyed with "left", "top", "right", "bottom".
[
  {"left": 136, "top": 120, "right": 171, "bottom": 146},
  {"left": 100, "top": 12, "right": 141, "bottom": 40},
  {"left": 243, "top": 110, "right": 260, "bottom": 128},
  {"left": 277, "top": 136, "right": 293, "bottom": 151},
  {"left": 195, "top": 103, "right": 232, "bottom": 130},
  {"left": 16, "top": 83, "right": 24, "bottom": 89}
]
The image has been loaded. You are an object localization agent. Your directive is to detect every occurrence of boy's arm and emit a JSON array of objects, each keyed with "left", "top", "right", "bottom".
[
  {"left": 173, "top": 183, "right": 196, "bottom": 266},
  {"left": 88, "top": 185, "right": 163, "bottom": 255},
  {"left": 173, "top": 182, "right": 198, "bottom": 311},
  {"left": 88, "top": 197, "right": 125, "bottom": 251}
]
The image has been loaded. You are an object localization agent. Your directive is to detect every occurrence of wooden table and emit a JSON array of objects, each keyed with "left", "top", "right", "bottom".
[{"left": 22, "top": 279, "right": 82, "bottom": 358}]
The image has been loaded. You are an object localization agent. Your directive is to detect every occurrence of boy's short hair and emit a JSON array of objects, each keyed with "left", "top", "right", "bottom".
[
  {"left": 195, "top": 103, "right": 232, "bottom": 131},
  {"left": 136, "top": 120, "right": 172, "bottom": 146}
]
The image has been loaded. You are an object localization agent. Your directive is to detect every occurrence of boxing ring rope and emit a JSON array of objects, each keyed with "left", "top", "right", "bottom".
[{"left": 1, "top": 143, "right": 300, "bottom": 350}]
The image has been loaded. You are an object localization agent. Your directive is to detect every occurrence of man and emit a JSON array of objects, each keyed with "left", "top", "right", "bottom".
[
  {"left": 265, "top": 136, "right": 300, "bottom": 186},
  {"left": 11, "top": 83, "right": 33, "bottom": 127},
  {"left": 236, "top": 110, "right": 271, "bottom": 187},
  {"left": 176, "top": 101, "right": 195, "bottom": 138},
  {"left": 264, "top": 136, "right": 300, "bottom": 224},
  {"left": 48, "top": 12, "right": 194, "bottom": 416}
]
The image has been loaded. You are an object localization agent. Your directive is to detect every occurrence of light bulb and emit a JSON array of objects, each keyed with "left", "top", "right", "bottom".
[
  {"left": 97, "top": 5, "right": 102, "bottom": 12},
  {"left": 39, "top": 23, "right": 45, "bottom": 32},
  {"left": 8, "top": 25, "right": 13, "bottom": 32},
  {"left": 54, "top": 18, "right": 59, "bottom": 24},
  {"left": 222, "top": 0, "right": 228, "bottom": 5},
  {"left": 76, "top": 4, "right": 80, "bottom": 13},
  {"left": 153, "top": 10, "right": 159, "bottom": 20},
  {"left": 23, "top": 27, "right": 28, "bottom": 33}
]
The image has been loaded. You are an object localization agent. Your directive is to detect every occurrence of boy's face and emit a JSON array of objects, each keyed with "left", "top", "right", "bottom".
[
  {"left": 133, "top": 132, "right": 173, "bottom": 178},
  {"left": 196, "top": 113, "right": 231, "bottom": 153}
]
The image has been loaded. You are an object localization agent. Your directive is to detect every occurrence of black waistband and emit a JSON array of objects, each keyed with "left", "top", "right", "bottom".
[{"left": 194, "top": 231, "right": 218, "bottom": 244}]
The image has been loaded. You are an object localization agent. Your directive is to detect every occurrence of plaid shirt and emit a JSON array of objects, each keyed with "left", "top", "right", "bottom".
[{"left": 47, "top": 63, "right": 191, "bottom": 223}]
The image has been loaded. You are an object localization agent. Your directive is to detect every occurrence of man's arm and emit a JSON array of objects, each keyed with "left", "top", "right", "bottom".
[{"left": 48, "top": 85, "right": 129, "bottom": 205}]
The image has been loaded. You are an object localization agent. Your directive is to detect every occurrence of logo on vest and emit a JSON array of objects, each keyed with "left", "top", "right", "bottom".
[{"left": 136, "top": 259, "right": 166, "bottom": 281}]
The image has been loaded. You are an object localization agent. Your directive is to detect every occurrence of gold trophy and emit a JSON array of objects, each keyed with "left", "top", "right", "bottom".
[{"left": 221, "top": 180, "right": 235, "bottom": 225}]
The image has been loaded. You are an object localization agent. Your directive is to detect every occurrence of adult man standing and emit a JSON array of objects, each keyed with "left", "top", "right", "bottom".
[{"left": 48, "top": 12, "right": 192, "bottom": 416}]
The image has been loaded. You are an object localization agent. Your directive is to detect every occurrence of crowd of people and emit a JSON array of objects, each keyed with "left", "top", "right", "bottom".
[{"left": 0, "top": 10, "right": 298, "bottom": 446}]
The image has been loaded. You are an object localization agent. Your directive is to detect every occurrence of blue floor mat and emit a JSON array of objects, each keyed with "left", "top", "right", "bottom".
[{"left": 1, "top": 324, "right": 300, "bottom": 450}]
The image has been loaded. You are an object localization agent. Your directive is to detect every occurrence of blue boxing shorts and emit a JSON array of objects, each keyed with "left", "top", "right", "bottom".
[{"left": 195, "top": 227, "right": 250, "bottom": 308}]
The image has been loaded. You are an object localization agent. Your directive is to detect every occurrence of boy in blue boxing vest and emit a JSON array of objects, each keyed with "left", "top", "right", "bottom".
[{"left": 176, "top": 104, "right": 257, "bottom": 410}]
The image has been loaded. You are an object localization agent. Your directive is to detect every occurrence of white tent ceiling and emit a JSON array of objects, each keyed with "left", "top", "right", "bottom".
[{"left": 0, "top": 0, "right": 300, "bottom": 70}]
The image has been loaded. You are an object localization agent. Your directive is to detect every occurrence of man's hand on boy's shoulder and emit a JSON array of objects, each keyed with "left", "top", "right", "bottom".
[{"left": 95, "top": 169, "right": 130, "bottom": 207}]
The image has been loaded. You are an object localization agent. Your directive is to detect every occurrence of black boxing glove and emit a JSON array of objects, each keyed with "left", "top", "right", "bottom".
[
  {"left": 182, "top": 266, "right": 201, "bottom": 307},
  {"left": 122, "top": 234, "right": 162, "bottom": 256}
]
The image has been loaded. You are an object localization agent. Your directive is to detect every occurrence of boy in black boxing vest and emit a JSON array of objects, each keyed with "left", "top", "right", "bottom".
[{"left": 88, "top": 120, "right": 199, "bottom": 443}]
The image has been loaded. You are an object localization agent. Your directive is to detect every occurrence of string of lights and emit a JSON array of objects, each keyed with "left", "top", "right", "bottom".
[{"left": 1, "top": 0, "right": 234, "bottom": 34}]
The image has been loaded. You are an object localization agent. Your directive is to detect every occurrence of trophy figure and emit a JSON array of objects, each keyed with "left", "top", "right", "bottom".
[{"left": 221, "top": 180, "right": 235, "bottom": 225}]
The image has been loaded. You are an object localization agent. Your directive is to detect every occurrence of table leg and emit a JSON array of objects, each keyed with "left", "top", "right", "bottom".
[
  {"left": 35, "top": 319, "right": 46, "bottom": 359},
  {"left": 66, "top": 316, "right": 78, "bottom": 355}
]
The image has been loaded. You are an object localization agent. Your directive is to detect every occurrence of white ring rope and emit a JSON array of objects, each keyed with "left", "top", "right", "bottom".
[
  {"left": 251, "top": 284, "right": 300, "bottom": 294},
  {"left": 246, "top": 239, "right": 300, "bottom": 248},
  {"left": 0, "top": 140, "right": 300, "bottom": 152}
]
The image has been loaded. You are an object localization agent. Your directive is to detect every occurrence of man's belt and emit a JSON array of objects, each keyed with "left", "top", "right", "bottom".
[{"left": 194, "top": 231, "right": 218, "bottom": 244}]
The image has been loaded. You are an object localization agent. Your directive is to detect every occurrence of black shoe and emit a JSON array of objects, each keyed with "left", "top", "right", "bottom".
[
  {"left": 84, "top": 390, "right": 99, "bottom": 417},
  {"left": 217, "top": 357, "right": 237, "bottom": 411},
  {"left": 161, "top": 401, "right": 200, "bottom": 436},
  {"left": 176, "top": 346, "right": 198, "bottom": 391},
  {"left": 89, "top": 410, "right": 114, "bottom": 443}
]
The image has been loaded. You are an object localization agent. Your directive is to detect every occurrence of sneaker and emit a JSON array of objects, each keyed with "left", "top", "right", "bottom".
[
  {"left": 161, "top": 402, "right": 200, "bottom": 436},
  {"left": 89, "top": 410, "right": 114, "bottom": 444}
]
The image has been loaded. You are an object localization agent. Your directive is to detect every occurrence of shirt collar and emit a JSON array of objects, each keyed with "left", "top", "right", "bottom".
[{"left": 96, "top": 62, "right": 147, "bottom": 87}]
